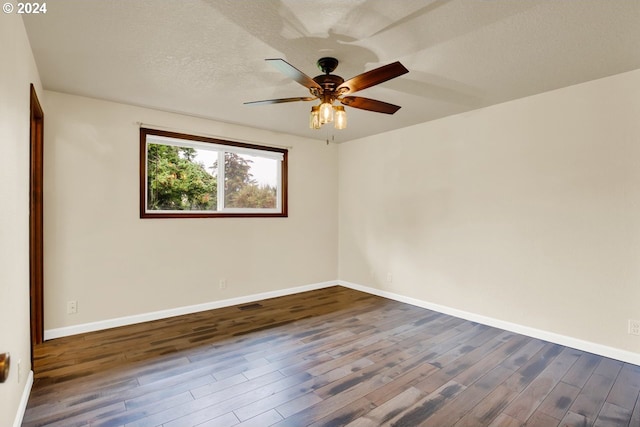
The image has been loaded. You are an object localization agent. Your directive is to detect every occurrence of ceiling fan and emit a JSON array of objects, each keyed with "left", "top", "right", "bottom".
[{"left": 244, "top": 57, "right": 409, "bottom": 130}]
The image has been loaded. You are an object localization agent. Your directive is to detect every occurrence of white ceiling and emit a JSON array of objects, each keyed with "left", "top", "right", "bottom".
[{"left": 23, "top": 0, "right": 640, "bottom": 143}]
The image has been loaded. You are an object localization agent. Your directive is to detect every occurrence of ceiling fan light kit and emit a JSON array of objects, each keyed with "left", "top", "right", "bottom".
[{"left": 245, "top": 57, "right": 408, "bottom": 131}]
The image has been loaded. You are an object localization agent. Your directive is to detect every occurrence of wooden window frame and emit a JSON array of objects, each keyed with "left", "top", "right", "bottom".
[{"left": 140, "top": 128, "right": 288, "bottom": 218}]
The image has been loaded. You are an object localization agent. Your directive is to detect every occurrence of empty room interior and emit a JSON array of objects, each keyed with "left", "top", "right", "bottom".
[{"left": 2, "top": 1, "right": 640, "bottom": 426}]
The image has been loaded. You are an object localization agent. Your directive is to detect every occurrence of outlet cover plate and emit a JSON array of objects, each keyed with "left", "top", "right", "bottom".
[{"left": 67, "top": 300, "right": 78, "bottom": 314}]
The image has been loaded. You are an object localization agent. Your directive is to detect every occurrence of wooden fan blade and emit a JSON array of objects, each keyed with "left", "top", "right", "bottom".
[
  {"left": 337, "top": 61, "right": 408, "bottom": 94},
  {"left": 340, "top": 96, "right": 401, "bottom": 114},
  {"left": 244, "top": 97, "right": 316, "bottom": 106},
  {"left": 266, "top": 58, "right": 322, "bottom": 91}
]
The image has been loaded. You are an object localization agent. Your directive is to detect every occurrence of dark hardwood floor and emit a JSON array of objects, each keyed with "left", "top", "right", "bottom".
[{"left": 23, "top": 286, "right": 640, "bottom": 427}]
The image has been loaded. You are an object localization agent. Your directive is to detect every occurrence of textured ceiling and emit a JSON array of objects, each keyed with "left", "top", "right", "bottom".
[{"left": 23, "top": 0, "right": 640, "bottom": 143}]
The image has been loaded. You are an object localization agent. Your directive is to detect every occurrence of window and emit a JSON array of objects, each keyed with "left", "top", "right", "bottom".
[{"left": 140, "top": 128, "right": 287, "bottom": 218}]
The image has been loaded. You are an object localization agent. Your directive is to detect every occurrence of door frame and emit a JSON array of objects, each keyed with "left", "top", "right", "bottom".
[{"left": 29, "top": 84, "right": 44, "bottom": 359}]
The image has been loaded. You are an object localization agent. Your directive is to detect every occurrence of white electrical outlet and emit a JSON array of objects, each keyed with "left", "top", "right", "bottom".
[
  {"left": 386, "top": 273, "right": 393, "bottom": 284},
  {"left": 629, "top": 319, "right": 640, "bottom": 336},
  {"left": 219, "top": 279, "right": 227, "bottom": 290},
  {"left": 67, "top": 300, "right": 78, "bottom": 314}
]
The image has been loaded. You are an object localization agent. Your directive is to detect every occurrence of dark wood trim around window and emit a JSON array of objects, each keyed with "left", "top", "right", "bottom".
[{"left": 140, "top": 128, "right": 288, "bottom": 218}]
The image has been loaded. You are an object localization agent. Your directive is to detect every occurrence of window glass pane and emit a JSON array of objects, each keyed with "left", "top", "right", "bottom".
[
  {"left": 141, "top": 128, "right": 287, "bottom": 218},
  {"left": 224, "top": 153, "right": 278, "bottom": 209},
  {"left": 147, "top": 143, "right": 218, "bottom": 211}
]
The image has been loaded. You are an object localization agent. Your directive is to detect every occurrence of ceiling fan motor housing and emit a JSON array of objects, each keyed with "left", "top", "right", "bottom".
[
  {"left": 313, "top": 74, "right": 344, "bottom": 94},
  {"left": 313, "top": 58, "right": 344, "bottom": 97}
]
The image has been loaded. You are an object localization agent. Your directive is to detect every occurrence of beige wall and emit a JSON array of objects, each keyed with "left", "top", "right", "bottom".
[
  {"left": 0, "top": 14, "right": 42, "bottom": 427},
  {"left": 43, "top": 91, "right": 338, "bottom": 330},
  {"left": 339, "top": 69, "right": 640, "bottom": 356}
]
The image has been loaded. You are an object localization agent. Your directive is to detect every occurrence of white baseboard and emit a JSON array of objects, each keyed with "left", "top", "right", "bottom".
[
  {"left": 338, "top": 280, "right": 640, "bottom": 366},
  {"left": 43, "top": 278, "right": 639, "bottom": 366},
  {"left": 13, "top": 370, "right": 33, "bottom": 427},
  {"left": 44, "top": 281, "right": 338, "bottom": 340}
]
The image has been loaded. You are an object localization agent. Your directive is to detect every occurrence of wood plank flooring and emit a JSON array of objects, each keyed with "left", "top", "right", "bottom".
[{"left": 23, "top": 286, "right": 640, "bottom": 426}]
